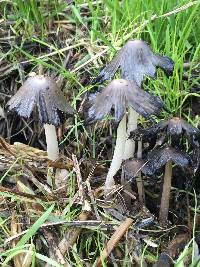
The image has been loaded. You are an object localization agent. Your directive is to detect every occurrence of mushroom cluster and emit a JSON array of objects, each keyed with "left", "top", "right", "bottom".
[
  {"left": 7, "top": 39, "right": 198, "bottom": 228},
  {"left": 86, "top": 39, "right": 174, "bottom": 197},
  {"left": 128, "top": 117, "right": 200, "bottom": 226}
]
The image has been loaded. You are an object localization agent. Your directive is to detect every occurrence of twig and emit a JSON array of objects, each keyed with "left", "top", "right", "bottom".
[
  {"left": 20, "top": 42, "right": 85, "bottom": 64},
  {"left": 96, "top": 218, "right": 133, "bottom": 267},
  {"left": 5, "top": 219, "right": 117, "bottom": 245},
  {"left": 72, "top": 154, "right": 84, "bottom": 204}
]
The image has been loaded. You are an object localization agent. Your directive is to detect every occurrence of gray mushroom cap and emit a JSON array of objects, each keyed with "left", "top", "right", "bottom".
[
  {"left": 7, "top": 75, "right": 75, "bottom": 126},
  {"left": 96, "top": 40, "right": 174, "bottom": 86},
  {"left": 86, "top": 79, "right": 165, "bottom": 124}
]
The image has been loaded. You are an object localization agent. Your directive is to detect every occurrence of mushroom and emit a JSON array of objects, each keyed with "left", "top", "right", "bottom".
[
  {"left": 7, "top": 74, "right": 75, "bottom": 161},
  {"left": 131, "top": 117, "right": 200, "bottom": 145},
  {"left": 95, "top": 39, "right": 174, "bottom": 160},
  {"left": 95, "top": 40, "right": 174, "bottom": 86},
  {"left": 130, "top": 117, "right": 200, "bottom": 224},
  {"left": 86, "top": 78, "right": 165, "bottom": 194},
  {"left": 122, "top": 158, "right": 147, "bottom": 205},
  {"left": 130, "top": 116, "right": 200, "bottom": 162},
  {"left": 144, "top": 146, "right": 191, "bottom": 226}
]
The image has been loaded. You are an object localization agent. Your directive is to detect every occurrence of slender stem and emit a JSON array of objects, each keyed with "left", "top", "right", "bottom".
[
  {"left": 159, "top": 160, "right": 173, "bottom": 226},
  {"left": 123, "top": 107, "right": 139, "bottom": 160},
  {"left": 44, "top": 124, "right": 59, "bottom": 161},
  {"left": 121, "top": 107, "right": 139, "bottom": 206},
  {"left": 0, "top": 105, "right": 5, "bottom": 118},
  {"left": 136, "top": 139, "right": 145, "bottom": 206},
  {"left": 104, "top": 115, "right": 126, "bottom": 195},
  {"left": 137, "top": 140, "right": 142, "bottom": 159},
  {"left": 38, "top": 64, "right": 43, "bottom": 75}
]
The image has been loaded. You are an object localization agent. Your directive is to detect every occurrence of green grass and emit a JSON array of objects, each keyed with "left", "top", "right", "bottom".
[{"left": 1, "top": 0, "right": 200, "bottom": 266}]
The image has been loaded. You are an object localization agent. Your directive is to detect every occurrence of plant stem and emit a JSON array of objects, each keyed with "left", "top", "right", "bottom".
[
  {"left": 0, "top": 105, "right": 5, "bottom": 118},
  {"left": 121, "top": 107, "right": 140, "bottom": 206},
  {"left": 104, "top": 115, "right": 126, "bottom": 195},
  {"left": 159, "top": 160, "right": 173, "bottom": 226},
  {"left": 136, "top": 139, "right": 145, "bottom": 206},
  {"left": 44, "top": 124, "right": 59, "bottom": 161},
  {"left": 123, "top": 107, "right": 139, "bottom": 159},
  {"left": 44, "top": 124, "right": 59, "bottom": 186}
]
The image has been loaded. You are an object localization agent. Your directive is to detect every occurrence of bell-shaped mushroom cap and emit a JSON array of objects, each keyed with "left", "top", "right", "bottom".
[
  {"left": 167, "top": 117, "right": 200, "bottom": 145},
  {"left": 130, "top": 117, "right": 200, "bottom": 146},
  {"left": 123, "top": 158, "right": 146, "bottom": 179},
  {"left": 144, "top": 146, "right": 190, "bottom": 176},
  {"left": 96, "top": 40, "right": 174, "bottom": 86},
  {"left": 86, "top": 79, "right": 165, "bottom": 124},
  {"left": 7, "top": 75, "right": 75, "bottom": 126}
]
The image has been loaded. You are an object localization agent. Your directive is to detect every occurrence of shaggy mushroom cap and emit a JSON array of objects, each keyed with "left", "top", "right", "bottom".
[
  {"left": 144, "top": 146, "right": 190, "bottom": 176},
  {"left": 7, "top": 75, "right": 74, "bottom": 126},
  {"left": 130, "top": 117, "right": 200, "bottom": 146},
  {"left": 96, "top": 40, "right": 174, "bottom": 86},
  {"left": 86, "top": 79, "right": 165, "bottom": 124}
]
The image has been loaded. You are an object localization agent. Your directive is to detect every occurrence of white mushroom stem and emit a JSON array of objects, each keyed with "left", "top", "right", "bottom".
[
  {"left": 104, "top": 115, "right": 127, "bottom": 195},
  {"left": 0, "top": 105, "right": 5, "bottom": 118},
  {"left": 123, "top": 107, "right": 139, "bottom": 160},
  {"left": 44, "top": 124, "right": 59, "bottom": 161}
]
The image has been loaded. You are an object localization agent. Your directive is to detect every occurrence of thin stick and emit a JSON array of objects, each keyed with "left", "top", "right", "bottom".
[
  {"left": 21, "top": 42, "right": 84, "bottom": 64},
  {"left": 72, "top": 154, "right": 84, "bottom": 204},
  {"left": 96, "top": 218, "right": 133, "bottom": 267}
]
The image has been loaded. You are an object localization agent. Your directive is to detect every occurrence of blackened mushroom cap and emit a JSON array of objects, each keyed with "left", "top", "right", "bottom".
[
  {"left": 144, "top": 146, "right": 190, "bottom": 176},
  {"left": 86, "top": 79, "right": 165, "bottom": 124},
  {"left": 7, "top": 75, "right": 75, "bottom": 126},
  {"left": 130, "top": 117, "right": 200, "bottom": 146},
  {"left": 167, "top": 117, "right": 200, "bottom": 145},
  {"left": 95, "top": 40, "right": 174, "bottom": 86}
]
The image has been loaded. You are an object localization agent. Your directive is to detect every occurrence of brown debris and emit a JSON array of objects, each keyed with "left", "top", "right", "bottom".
[
  {"left": 0, "top": 137, "right": 73, "bottom": 174},
  {"left": 10, "top": 211, "right": 33, "bottom": 267},
  {"left": 154, "top": 233, "right": 190, "bottom": 267},
  {"left": 96, "top": 217, "right": 133, "bottom": 267},
  {"left": 42, "top": 228, "right": 71, "bottom": 267}
]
